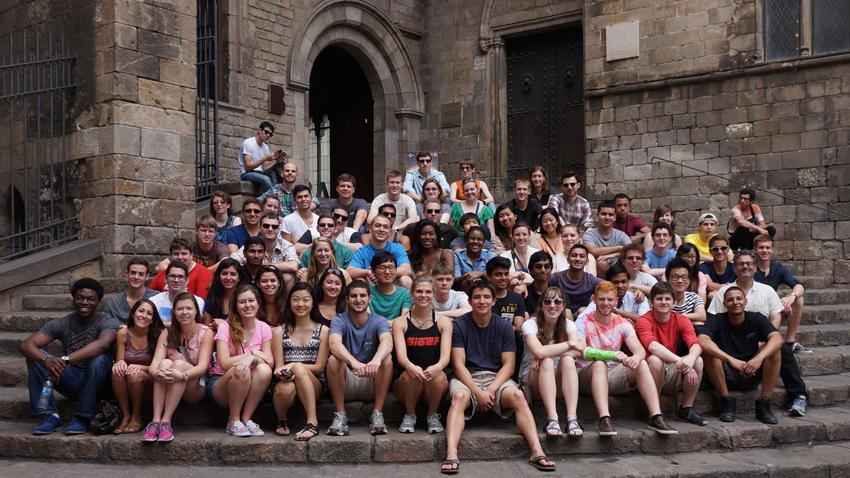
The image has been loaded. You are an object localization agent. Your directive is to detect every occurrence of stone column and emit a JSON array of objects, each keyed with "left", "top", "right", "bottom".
[{"left": 79, "top": 0, "right": 197, "bottom": 275}]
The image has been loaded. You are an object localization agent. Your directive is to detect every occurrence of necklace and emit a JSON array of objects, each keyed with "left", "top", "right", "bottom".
[{"left": 411, "top": 309, "right": 433, "bottom": 329}]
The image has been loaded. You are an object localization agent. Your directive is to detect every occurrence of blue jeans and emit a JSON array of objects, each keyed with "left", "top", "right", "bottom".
[
  {"left": 27, "top": 353, "right": 112, "bottom": 418},
  {"left": 241, "top": 171, "right": 274, "bottom": 193}
]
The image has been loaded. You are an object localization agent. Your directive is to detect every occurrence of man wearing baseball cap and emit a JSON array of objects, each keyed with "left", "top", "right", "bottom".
[{"left": 685, "top": 213, "right": 720, "bottom": 263}]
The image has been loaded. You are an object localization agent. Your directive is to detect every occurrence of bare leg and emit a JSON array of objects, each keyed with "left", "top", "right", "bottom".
[
  {"left": 161, "top": 360, "right": 191, "bottom": 423},
  {"left": 646, "top": 355, "right": 665, "bottom": 395},
  {"left": 396, "top": 371, "right": 424, "bottom": 416},
  {"left": 150, "top": 358, "right": 173, "bottom": 423},
  {"left": 327, "top": 355, "right": 347, "bottom": 413},
  {"left": 558, "top": 356, "right": 579, "bottom": 420},
  {"left": 589, "top": 361, "right": 611, "bottom": 418},
  {"left": 501, "top": 388, "right": 550, "bottom": 465},
  {"left": 444, "top": 389, "right": 469, "bottom": 462},
  {"left": 272, "top": 381, "right": 297, "bottom": 424},
  {"left": 682, "top": 357, "right": 703, "bottom": 408},
  {"left": 111, "top": 374, "right": 131, "bottom": 430},
  {"left": 785, "top": 296, "right": 805, "bottom": 343},
  {"left": 533, "top": 358, "right": 558, "bottom": 421},
  {"left": 424, "top": 372, "right": 449, "bottom": 414},
  {"left": 126, "top": 373, "right": 150, "bottom": 428},
  {"left": 629, "top": 360, "right": 662, "bottom": 416},
  {"left": 373, "top": 356, "right": 393, "bottom": 412},
  {"left": 241, "top": 363, "right": 272, "bottom": 423}
]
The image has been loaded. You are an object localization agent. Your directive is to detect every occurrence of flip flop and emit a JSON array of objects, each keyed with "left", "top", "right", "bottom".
[
  {"left": 275, "top": 420, "right": 290, "bottom": 436},
  {"left": 529, "top": 455, "right": 556, "bottom": 472},
  {"left": 440, "top": 459, "right": 460, "bottom": 475}
]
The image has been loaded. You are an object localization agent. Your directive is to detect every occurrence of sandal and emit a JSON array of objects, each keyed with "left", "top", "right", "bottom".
[
  {"left": 566, "top": 418, "right": 583, "bottom": 438},
  {"left": 294, "top": 423, "right": 320, "bottom": 442},
  {"left": 124, "top": 420, "right": 142, "bottom": 434},
  {"left": 440, "top": 459, "right": 460, "bottom": 475},
  {"left": 275, "top": 420, "right": 290, "bottom": 436},
  {"left": 528, "top": 455, "right": 556, "bottom": 472},
  {"left": 544, "top": 419, "right": 562, "bottom": 437}
]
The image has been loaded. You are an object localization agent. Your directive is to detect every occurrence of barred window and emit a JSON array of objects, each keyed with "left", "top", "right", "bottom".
[
  {"left": 764, "top": 0, "right": 801, "bottom": 61},
  {"left": 764, "top": 0, "right": 850, "bottom": 61}
]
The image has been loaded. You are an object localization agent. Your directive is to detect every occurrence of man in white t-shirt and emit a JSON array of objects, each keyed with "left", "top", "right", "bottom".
[
  {"left": 368, "top": 170, "right": 419, "bottom": 232},
  {"left": 280, "top": 184, "right": 319, "bottom": 245},
  {"left": 431, "top": 262, "right": 471, "bottom": 318},
  {"left": 238, "top": 121, "right": 281, "bottom": 193},
  {"left": 149, "top": 262, "right": 204, "bottom": 327}
]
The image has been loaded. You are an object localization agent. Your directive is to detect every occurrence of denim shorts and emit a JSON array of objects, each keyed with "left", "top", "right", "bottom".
[{"left": 206, "top": 374, "right": 223, "bottom": 405}]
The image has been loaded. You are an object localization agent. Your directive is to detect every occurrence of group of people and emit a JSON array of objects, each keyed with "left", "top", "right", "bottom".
[{"left": 19, "top": 123, "right": 811, "bottom": 474}]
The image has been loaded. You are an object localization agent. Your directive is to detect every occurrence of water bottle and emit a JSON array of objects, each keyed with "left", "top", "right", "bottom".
[{"left": 36, "top": 379, "right": 53, "bottom": 411}]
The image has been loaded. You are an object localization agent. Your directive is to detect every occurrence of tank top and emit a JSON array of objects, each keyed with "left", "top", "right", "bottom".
[
  {"left": 166, "top": 324, "right": 210, "bottom": 365},
  {"left": 404, "top": 310, "right": 441, "bottom": 369},
  {"left": 124, "top": 331, "right": 155, "bottom": 366},
  {"left": 282, "top": 322, "right": 323, "bottom": 364}
]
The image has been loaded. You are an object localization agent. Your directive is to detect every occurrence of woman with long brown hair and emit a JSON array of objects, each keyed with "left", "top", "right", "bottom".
[{"left": 255, "top": 265, "right": 286, "bottom": 327}]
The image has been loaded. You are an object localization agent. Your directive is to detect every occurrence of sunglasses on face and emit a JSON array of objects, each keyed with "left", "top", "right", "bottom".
[
  {"left": 381, "top": 212, "right": 397, "bottom": 218},
  {"left": 711, "top": 246, "right": 729, "bottom": 253},
  {"left": 318, "top": 222, "right": 335, "bottom": 228},
  {"left": 262, "top": 129, "right": 274, "bottom": 137},
  {"left": 418, "top": 158, "right": 432, "bottom": 163},
  {"left": 425, "top": 208, "right": 441, "bottom": 214},
  {"left": 261, "top": 223, "right": 280, "bottom": 229},
  {"left": 333, "top": 213, "right": 349, "bottom": 221},
  {"left": 543, "top": 298, "right": 564, "bottom": 305},
  {"left": 562, "top": 182, "right": 578, "bottom": 188}
]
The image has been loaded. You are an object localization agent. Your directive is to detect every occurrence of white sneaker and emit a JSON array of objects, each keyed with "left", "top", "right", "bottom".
[
  {"left": 245, "top": 420, "right": 264, "bottom": 436},
  {"left": 226, "top": 420, "right": 250, "bottom": 437},
  {"left": 426, "top": 412, "right": 444, "bottom": 434},
  {"left": 398, "top": 414, "right": 417, "bottom": 433}
]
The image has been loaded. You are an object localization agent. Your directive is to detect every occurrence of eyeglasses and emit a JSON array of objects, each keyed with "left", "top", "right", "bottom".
[
  {"left": 318, "top": 222, "right": 335, "bottom": 228},
  {"left": 425, "top": 208, "right": 441, "bottom": 214},
  {"left": 167, "top": 274, "right": 186, "bottom": 280},
  {"left": 418, "top": 158, "right": 432, "bottom": 163},
  {"left": 532, "top": 263, "right": 553, "bottom": 270},
  {"left": 381, "top": 212, "right": 397, "bottom": 219},
  {"left": 375, "top": 265, "right": 396, "bottom": 272},
  {"left": 261, "top": 223, "right": 279, "bottom": 229},
  {"left": 625, "top": 256, "right": 643, "bottom": 261},
  {"left": 710, "top": 246, "right": 729, "bottom": 253},
  {"left": 669, "top": 274, "right": 690, "bottom": 282},
  {"left": 333, "top": 213, "right": 349, "bottom": 221},
  {"left": 562, "top": 182, "right": 578, "bottom": 188},
  {"left": 542, "top": 299, "right": 564, "bottom": 305},
  {"left": 244, "top": 208, "right": 261, "bottom": 214},
  {"left": 262, "top": 129, "right": 274, "bottom": 137}
]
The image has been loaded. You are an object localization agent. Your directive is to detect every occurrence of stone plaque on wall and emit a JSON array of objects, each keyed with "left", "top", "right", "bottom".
[
  {"left": 441, "top": 102, "right": 462, "bottom": 128},
  {"left": 606, "top": 21, "right": 640, "bottom": 61}
]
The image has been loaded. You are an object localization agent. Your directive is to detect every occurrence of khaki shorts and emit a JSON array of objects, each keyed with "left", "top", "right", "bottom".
[
  {"left": 344, "top": 368, "right": 376, "bottom": 401},
  {"left": 661, "top": 363, "right": 684, "bottom": 394},
  {"left": 578, "top": 363, "right": 634, "bottom": 395},
  {"left": 449, "top": 371, "right": 519, "bottom": 420}
]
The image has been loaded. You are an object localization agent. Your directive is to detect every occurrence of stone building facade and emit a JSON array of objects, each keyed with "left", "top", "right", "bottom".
[{"left": 0, "top": 0, "right": 845, "bottom": 282}]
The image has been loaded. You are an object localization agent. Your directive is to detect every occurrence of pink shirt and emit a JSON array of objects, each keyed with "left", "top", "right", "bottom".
[
  {"left": 575, "top": 312, "right": 634, "bottom": 369},
  {"left": 209, "top": 320, "right": 272, "bottom": 376}
]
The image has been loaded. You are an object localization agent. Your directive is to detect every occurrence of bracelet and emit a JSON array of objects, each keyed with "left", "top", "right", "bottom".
[{"left": 182, "top": 372, "right": 189, "bottom": 382}]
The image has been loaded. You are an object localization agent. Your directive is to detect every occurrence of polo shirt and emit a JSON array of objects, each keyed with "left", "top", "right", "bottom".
[
  {"left": 453, "top": 249, "right": 496, "bottom": 277},
  {"left": 707, "top": 281, "right": 784, "bottom": 317},
  {"left": 349, "top": 242, "right": 410, "bottom": 270},
  {"left": 754, "top": 261, "right": 800, "bottom": 291}
]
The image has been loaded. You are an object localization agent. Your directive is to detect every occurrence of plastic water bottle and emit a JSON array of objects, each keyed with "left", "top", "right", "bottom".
[{"left": 36, "top": 379, "right": 53, "bottom": 411}]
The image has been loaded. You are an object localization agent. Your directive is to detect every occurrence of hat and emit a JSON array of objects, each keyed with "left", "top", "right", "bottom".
[{"left": 698, "top": 213, "right": 718, "bottom": 224}]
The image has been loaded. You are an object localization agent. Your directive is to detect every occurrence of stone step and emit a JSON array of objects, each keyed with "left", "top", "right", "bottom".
[
  {"left": 805, "top": 287, "right": 850, "bottom": 306},
  {"left": 799, "top": 275, "right": 835, "bottom": 289},
  {"left": 0, "top": 405, "right": 849, "bottom": 465},
  {"left": 793, "top": 323, "right": 850, "bottom": 347},
  {"left": 0, "top": 332, "right": 63, "bottom": 357},
  {"left": 22, "top": 292, "right": 125, "bottom": 312},
  {"left": 0, "top": 311, "right": 69, "bottom": 332},
  {"left": 800, "top": 305, "right": 850, "bottom": 325}
]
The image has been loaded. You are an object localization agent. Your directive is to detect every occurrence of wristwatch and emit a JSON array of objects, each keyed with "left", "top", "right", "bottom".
[{"left": 60, "top": 355, "right": 70, "bottom": 365}]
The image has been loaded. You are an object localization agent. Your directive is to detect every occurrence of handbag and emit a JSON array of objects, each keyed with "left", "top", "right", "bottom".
[{"left": 90, "top": 399, "right": 122, "bottom": 435}]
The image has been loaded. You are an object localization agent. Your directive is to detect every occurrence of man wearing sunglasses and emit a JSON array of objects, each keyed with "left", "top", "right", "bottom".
[
  {"left": 368, "top": 170, "right": 419, "bottom": 232},
  {"left": 230, "top": 215, "right": 298, "bottom": 289},
  {"left": 545, "top": 172, "right": 593, "bottom": 229},
  {"left": 239, "top": 121, "right": 279, "bottom": 193},
  {"left": 700, "top": 235, "right": 736, "bottom": 300},
  {"left": 225, "top": 199, "right": 264, "bottom": 253},
  {"left": 524, "top": 251, "right": 554, "bottom": 315},
  {"left": 297, "top": 212, "right": 355, "bottom": 267},
  {"left": 403, "top": 152, "right": 450, "bottom": 202}
]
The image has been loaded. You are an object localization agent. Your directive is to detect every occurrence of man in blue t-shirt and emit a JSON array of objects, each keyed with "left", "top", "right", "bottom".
[
  {"left": 327, "top": 280, "right": 393, "bottom": 436},
  {"left": 347, "top": 214, "right": 413, "bottom": 288},
  {"left": 441, "top": 280, "right": 555, "bottom": 474},
  {"left": 645, "top": 223, "right": 677, "bottom": 278}
]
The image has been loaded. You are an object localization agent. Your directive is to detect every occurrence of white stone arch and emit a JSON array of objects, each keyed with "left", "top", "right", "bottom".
[{"left": 287, "top": 0, "right": 424, "bottom": 194}]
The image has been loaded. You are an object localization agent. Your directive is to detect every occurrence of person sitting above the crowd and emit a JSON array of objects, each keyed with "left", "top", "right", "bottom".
[
  {"left": 407, "top": 220, "right": 454, "bottom": 275},
  {"left": 297, "top": 237, "right": 351, "bottom": 288},
  {"left": 577, "top": 263, "right": 649, "bottom": 326},
  {"left": 645, "top": 223, "right": 677, "bottom": 278},
  {"left": 271, "top": 283, "right": 329, "bottom": 441},
  {"left": 583, "top": 200, "right": 631, "bottom": 276},
  {"left": 157, "top": 216, "right": 230, "bottom": 274},
  {"left": 507, "top": 177, "right": 543, "bottom": 231},
  {"left": 553, "top": 224, "right": 596, "bottom": 275},
  {"left": 450, "top": 159, "right": 495, "bottom": 205},
  {"left": 392, "top": 275, "right": 452, "bottom": 434},
  {"left": 637, "top": 283, "right": 707, "bottom": 426},
  {"left": 238, "top": 121, "right": 279, "bottom": 193},
  {"left": 620, "top": 244, "right": 657, "bottom": 296},
  {"left": 208, "top": 284, "right": 274, "bottom": 437},
  {"left": 536, "top": 208, "right": 563, "bottom": 258},
  {"left": 403, "top": 198, "right": 456, "bottom": 251},
  {"left": 111, "top": 299, "right": 163, "bottom": 435},
  {"left": 701, "top": 235, "right": 736, "bottom": 300},
  {"left": 453, "top": 226, "right": 496, "bottom": 291},
  {"left": 144, "top": 292, "right": 213, "bottom": 442},
  {"left": 369, "top": 252, "right": 414, "bottom": 320},
  {"left": 524, "top": 251, "right": 554, "bottom": 315},
  {"left": 150, "top": 262, "right": 205, "bottom": 327},
  {"left": 676, "top": 243, "right": 708, "bottom": 303},
  {"left": 442, "top": 280, "right": 555, "bottom": 474},
  {"left": 325, "top": 173, "right": 369, "bottom": 231},
  {"left": 613, "top": 193, "right": 650, "bottom": 245},
  {"left": 415, "top": 177, "right": 451, "bottom": 224},
  {"left": 261, "top": 195, "right": 281, "bottom": 217},
  {"left": 203, "top": 258, "right": 247, "bottom": 323},
  {"left": 450, "top": 212, "right": 496, "bottom": 253},
  {"left": 685, "top": 213, "right": 720, "bottom": 263},
  {"left": 281, "top": 185, "right": 319, "bottom": 246},
  {"left": 547, "top": 172, "right": 593, "bottom": 229},
  {"left": 574, "top": 281, "right": 676, "bottom": 436},
  {"left": 104, "top": 257, "right": 156, "bottom": 323},
  {"left": 431, "top": 261, "right": 472, "bottom": 318},
  {"left": 549, "top": 244, "right": 601, "bottom": 315},
  {"left": 403, "top": 152, "right": 451, "bottom": 202},
  {"left": 642, "top": 204, "right": 683, "bottom": 252},
  {"left": 255, "top": 265, "right": 286, "bottom": 327},
  {"left": 450, "top": 179, "right": 496, "bottom": 240},
  {"left": 225, "top": 199, "right": 263, "bottom": 253},
  {"left": 210, "top": 191, "right": 242, "bottom": 242},
  {"left": 699, "top": 287, "right": 782, "bottom": 424},
  {"left": 529, "top": 165, "right": 552, "bottom": 206},
  {"left": 665, "top": 258, "right": 707, "bottom": 326},
  {"left": 21, "top": 279, "right": 119, "bottom": 435},
  {"left": 707, "top": 251, "right": 809, "bottom": 417},
  {"left": 150, "top": 238, "right": 214, "bottom": 299},
  {"left": 728, "top": 187, "right": 776, "bottom": 252},
  {"left": 256, "top": 161, "right": 320, "bottom": 217},
  {"left": 327, "top": 281, "right": 394, "bottom": 436},
  {"left": 296, "top": 214, "right": 354, "bottom": 268},
  {"left": 521, "top": 287, "right": 583, "bottom": 438},
  {"left": 348, "top": 214, "right": 414, "bottom": 288},
  {"left": 369, "top": 170, "right": 419, "bottom": 233},
  {"left": 317, "top": 268, "right": 347, "bottom": 325},
  {"left": 753, "top": 234, "right": 810, "bottom": 354},
  {"left": 499, "top": 223, "right": 539, "bottom": 288}
]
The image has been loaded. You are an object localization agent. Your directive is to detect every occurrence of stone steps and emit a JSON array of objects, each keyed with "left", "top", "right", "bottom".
[
  {"left": 0, "top": 405, "right": 849, "bottom": 464},
  {"left": 792, "top": 323, "right": 850, "bottom": 347},
  {"left": 805, "top": 287, "right": 850, "bottom": 305}
]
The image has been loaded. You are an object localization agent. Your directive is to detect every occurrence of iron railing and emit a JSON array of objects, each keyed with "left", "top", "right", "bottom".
[
  {"left": 0, "top": 28, "right": 77, "bottom": 261},
  {"left": 196, "top": 0, "right": 220, "bottom": 200}
]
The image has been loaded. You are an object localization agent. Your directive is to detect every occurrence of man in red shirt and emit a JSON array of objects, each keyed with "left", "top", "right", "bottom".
[
  {"left": 613, "top": 193, "right": 650, "bottom": 245},
  {"left": 149, "top": 238, "right": 213, "bottom": 299},
  {"left": 636, "top": 282, "right": 707, "bottom": 426}
]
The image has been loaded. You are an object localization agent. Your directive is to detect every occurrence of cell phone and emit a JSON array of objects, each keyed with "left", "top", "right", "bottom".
[{"left": 281, "top": 369, "right": 293, "bottom": 380}]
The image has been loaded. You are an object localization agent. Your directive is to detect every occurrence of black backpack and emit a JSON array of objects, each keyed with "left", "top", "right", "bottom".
[{"left": 89, "top": 400, "right": 122, "bottom": 435}]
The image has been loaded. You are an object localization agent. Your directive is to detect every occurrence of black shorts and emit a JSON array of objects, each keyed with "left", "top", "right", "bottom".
[{"left": 722, "top": 361, "right": 762, "bottom": 392}]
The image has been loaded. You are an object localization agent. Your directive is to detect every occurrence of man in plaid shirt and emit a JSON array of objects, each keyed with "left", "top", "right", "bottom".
[{"left": 546, "top": 172, "right": 594, "bottom": 229}]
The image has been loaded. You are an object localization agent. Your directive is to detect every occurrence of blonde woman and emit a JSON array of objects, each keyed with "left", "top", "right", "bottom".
[{"left": 297, "top": 237, "right": 351, "bottom": 286}]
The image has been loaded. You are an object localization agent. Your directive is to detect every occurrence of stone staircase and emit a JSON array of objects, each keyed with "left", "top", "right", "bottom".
[{"left": 0, "top": 275, "right": 848, "bottom": 471}]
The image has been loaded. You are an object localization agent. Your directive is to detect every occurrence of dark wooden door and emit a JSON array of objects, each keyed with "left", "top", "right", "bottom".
[{"left": 506, "top": 26, "right": 584, "bottom": 187}]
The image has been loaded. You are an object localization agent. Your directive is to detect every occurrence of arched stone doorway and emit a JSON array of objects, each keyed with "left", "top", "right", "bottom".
[{"left": 287, "top": 0, "right": 424, "bottom": 198}]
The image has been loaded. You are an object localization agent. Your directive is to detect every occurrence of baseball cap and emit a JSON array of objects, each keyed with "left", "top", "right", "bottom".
[{"left": 699, "top": 213, "right": 718, "bottom": 224}]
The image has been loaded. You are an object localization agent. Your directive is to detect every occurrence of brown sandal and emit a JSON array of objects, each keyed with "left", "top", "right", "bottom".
[
  {"left": 529, "top": 455, "right": 556, "bottom": 472},
  {"left": 124, "top": 420, "right": 142, "bottom": 434},
  {"left": 440, "top": 459, "right": 460, "bottom": 475}
]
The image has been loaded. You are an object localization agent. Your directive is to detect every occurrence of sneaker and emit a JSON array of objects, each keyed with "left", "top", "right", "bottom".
[
  {"left": 677, "top": 407, "right": 708, "bottom": 426},
  {"left": 597, "top": 416, "right": 617, "bottom": 436},
  {"left": 370, "top": 410, "right": 387, "bottom": 436},
  {"left": 426, "top": 412, "right": 444, "bottom": 434},
  {"left": 141, "top": 421, "right": 160, "bottom": 442},
  {"left": 245, "top": 420, "right": 264, "bottom": 437},
  {"left": 398, "top": 414, "right": 417, "bottom": 433},
  {"left": 226, "top": 420, "right": 251, "bottom": 437},
  {"left": 788, "top": 395, "right": 807, "bottom": 417},
  {"left": 719, "top": 396, "right": 737, "bottom": 422},
  {"left": 327, "top": 412, "right": 350, "bottom": 436},
  {"left": 64, "top": 417, "right": 89, "bottom": 435},
  {"left": 157, "top": 422, "right": 174, "bottom": 442},
  {"left": 790, "top": 342, "right": 814, "bottom": 354},
  {"left": 648, "top": 414, "right": 678, "bottom": 435},
  {"left": 755, "top": 397, "right": 778, "bottom": 425},
  {"left": 32, "top": 414, "right": 63, "bottom": 435}
]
